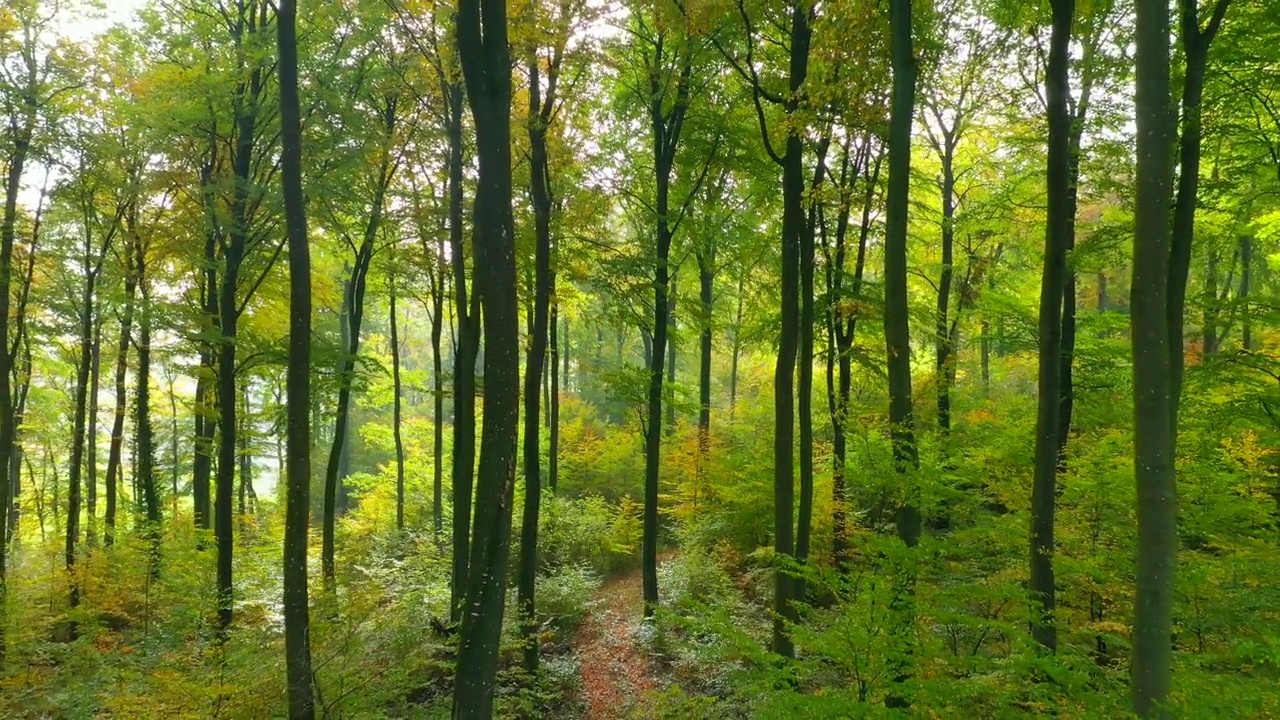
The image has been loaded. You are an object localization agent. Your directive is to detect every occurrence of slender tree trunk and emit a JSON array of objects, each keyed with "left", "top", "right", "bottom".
[
  {"left": 519, "top": 46, "right": 557, "bottom": 673},
  {"left": 216, "top": 248, "right": 241, "bottom": 635},
  {"left": 277, "top": 1, "right": 317, "bottom": 710},
  {"left": 86, "top": 317, "right": 102, "bottom": 545},
  {"left": 104, "top": 275, "right": 136, "bottom": 548},
  {"left": 796, "top": 147, "right": 822, "bottom": 598},
  {"left": 192, "top": 357, "right": 213, "bottom": 533},
  {"left": 0, "top": 111, "right": 34, "bottom": 664},
  {"left": 447, "top": 73, "right": 480, "bottom": 625},
  {"left": 65, "top": 274, "right": 96, "bottom": 632},
  {"left": 431, "top": 266, "right": 444, "bottom": 537},
  {"left": 729, "top": 275, "right": 743, "bottom": 421},
  {"left": 639, "top": 35, "right": 697, "bottom": 620},
  {"left": 1131, "top": 0, "right": 1178, "bottom": 712},
  {"left": 136, "top": 272, "right": 160, "bottom": 576},
  {"left": 665, "top": 288, "right": 676, "bottom": 437},
  {"left": 885, "top": 0, "right": 920, "bottom": 703},
  {"left": 761, "top": 2, "right": 813, "bottom": 660},
  {"left": 1030, "top": 0, "right": 1075, "bottom": 653},
  {"left": 390, "top": 274, "right": 406, "bottom": 533},
  {"left": 193, "top": 221, "right": 218, "bottom": 534},
  {"left": 1240, "top": 235, "right": 1251, "bottom": 349},
  {"left": 238, "top": 384, "right": 251, "bottom": 536},
  {"left": 549, "top": 294, "right": 560, "bottom": 493},
  {"left": 1203, "top": 251, "right": 1220, "bottom": 358},
  {"left": 696, "top": 250, "right": 713, "bottom": 491},
  {"left": 936, "top": 151, "right": 956, "bottom": 434},
  {"left": 324, "top": 138, "right": 393, "bottom": 584},
  {"left": 1169, "top": 0, "right": 1231, "bottom": 415},
  {"left": 169, "top": 373, "right": 179, "bottom": 517},
  {"left": 453, "top": 0, "right": 520, "bottom": 712}
]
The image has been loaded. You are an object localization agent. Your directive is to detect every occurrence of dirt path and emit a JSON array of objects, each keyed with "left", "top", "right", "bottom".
[{"left": 574, "top": 564, "right": 663, "bottom": 719}]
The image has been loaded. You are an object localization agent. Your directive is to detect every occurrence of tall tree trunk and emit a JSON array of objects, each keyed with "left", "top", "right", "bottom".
[
  {"left": 86, "top": 317, "right": 102, "bottom": 545},
  {"left": 278, "top": 0, "right": 317, "bottom": 710},
  {"left": 7, "top": 211, "right": 39, "bottom": 552},
  {"left": 0, "top": 105, "right": 35, "bottom": 664},
  {"left": 936, "top": 149, "right": 956, "bottom": 434},
  {"left": 169, "top": 372, "right": 179, "bottom": 517},
  {"left": 639, "top": 32, "right": 697, "bottom": 621},
  {"left": 8, "top": 338, "right": 31, "bottom": 550},
  {"left": 192, "top": 353, "right": 214, "bottom": 533},
  {"left": 193, "top": 199, "right": 218, "bottom": 534},
  {"left": 447, "top": 72, "right": 480, "bottom": 624},
  {"left": 1131, "top": 0, "right": 1179, "bottom": 712},
  {"left": 431, "top": 263, "right": 444, "bottom": 537},
  {"left": 216, "top": 244, "right": 241, "bottom": 635},
  {"left": 1030, "top": 0, "right": 1075, "bottom": 653},
  {"left": 885, "top": 0, "right": 920, "bottom": 703},
  {"left": 390, "top": 273, "right": 406, "bottom": 533},
  {"left": 136, "top": 261, "right": 160, "bottom": 576},
  {"left": 758, "top": 1, "right": 813, "bottom": 660},
  {"left": 1240, "top": 235, "right": 1251, "bottom": 349},
  {"left": 238, "top": 384, "right": 252, "bottom": 536},
  {"left": 829, "top": 140, "right": 878, "bottom": 571},
  {"left": 665, "top": 288, "right": 676, "bottom": 437},
  {"left": 66, "top": 270, "right": 100, "bottom": 635},
  {"left": 519, "top": 43, "right": 559, "bottom": 673},
  {"left": 1203, "top": 250, "right": 1220, "bottom": 358},
  {"left": 549, "top": 293, "right": 560, "bottom": 493},
  {"left": 696, "top": 249, "right": 713, "bottom": 492},
  {"left": 729, "top": 274, "right": 743, "bottom": 421},
  {"left": 104, "top": 274, "right": 136, "bottom": 548},
  {"left": 1169, "top": 0, "right": 1232, "bottom": 415},
  {"left": 796, "top": 138, "right": 828, "bottom": 600},
  {"left": 453, "top": 0, "right": 520, "bottom": 713},
  {"left": 323, "top": 151, "right": 392, "bottom": 588}
]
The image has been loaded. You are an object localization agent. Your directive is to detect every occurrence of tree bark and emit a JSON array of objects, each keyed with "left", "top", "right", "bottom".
[
  {"left": 390, "top": 272, "right": 406, "bottom": 533},
  {"left": 452, "top": 0, "right": 520, "bottom": 714},
  {"left": 446, "top": 70, "right": 480, "bottom": 624},
  {"left": 936, "top": 144, "right": 956, "bottom": 435},
  {"left": 323, "top": 142, "right": 394, "bottom": 588},
  {"left": 640, "top": 28, "right": 696, "bottom": 620},
  {"left": 519, "top": 40, "right": 560, "bottom": 673},
  {"left": 1169, "top": 0, "right": 1232, "bottom": 416},
  {"left": 549, "top": 296, "right": 560, "bottom": 493},
  {"left": 277, "top": 0, "right": 317, "bottom": 710},
  {"left": 104, "top": 270, "right": 137, "bottom": 547},
  {"left": 0, "top": 94, "right": 36, "bottom": 663},
  {"left": 86, "top": 317, "right": 102, "bottom": 544},
  {"left": 696, "top": 247, "right": 713, "bottom": 491},
  {"left": 1029, "top": 0, "right": 1075, "bottom": 653},
  {"left": 1131, "top": 0, "right": 1179, "bottom": 712},
  {"left": 884, "top": 0, "right": 920, "bottom": 703},
  {"left": 1240, "top": 235, "right": 1251, "bottom": 349},
  {"left": 136, "top": 245, "right": 160, "bottom": 575}
]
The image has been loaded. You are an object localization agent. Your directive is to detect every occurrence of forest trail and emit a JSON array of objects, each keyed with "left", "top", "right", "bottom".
[{"left": 574, "top": 560, "right": 667, "bottom": 719}]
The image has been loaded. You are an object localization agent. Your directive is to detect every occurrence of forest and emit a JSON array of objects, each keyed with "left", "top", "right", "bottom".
[{"left": 1, "top": 0, "right": 1278, "bottom": 717}]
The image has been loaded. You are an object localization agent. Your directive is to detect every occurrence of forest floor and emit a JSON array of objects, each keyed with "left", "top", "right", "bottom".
[{"left": 573, "top": 559, "right": 667, "bottom": 719}]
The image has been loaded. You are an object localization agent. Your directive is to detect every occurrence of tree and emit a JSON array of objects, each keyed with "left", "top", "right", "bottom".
[
  {"left": 517, "top": 0, "right": 577, "bottom": 673},
  {"left": 277, "top": 0, "right": 315, "bottom": 713},
  {"left": 1029, "top": 0, "right": 1075, "bottom": 653},
  {"left": 716, "top": 0, "right": 813, "bottom": 658},
  {"left": 61, "top": 129, "right": 128, "bottom": 633},
  {"left": 884, "top": 0, "right": 919, "bottom": 702},
  {"left": 452, "top": 0, "right": 520, "bottom": 714},
  {"left": 0, "top": 0, "right": 72, "bottom": 662},
  {"left": 1130, "top": 0, "right": 1178, "bottom": 712},
  {"left": 318, "top": 25, "right": 406, "bottom": 589}
]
